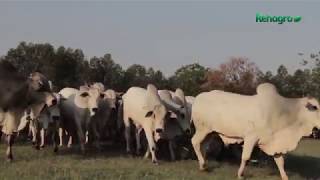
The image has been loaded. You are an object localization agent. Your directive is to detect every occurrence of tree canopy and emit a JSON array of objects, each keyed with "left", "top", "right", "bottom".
[{"left": 1, "top": 41, "right": 320, "bottom": 98}]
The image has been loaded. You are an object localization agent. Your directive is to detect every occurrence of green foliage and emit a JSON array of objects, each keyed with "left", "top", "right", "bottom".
[
  {"left": 203, "top": 57, "right": 260, "bottom": 95},
  {"left": 170, "top": 63, "right": 207, "bottom": 96},
  {"left": 2, "top": 42, "right": 320, "bottom": 99},
  {"left": 89, "top": 54, "right": 124, "bottom": 91}
]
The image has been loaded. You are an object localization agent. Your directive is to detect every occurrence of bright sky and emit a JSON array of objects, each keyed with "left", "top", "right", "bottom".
[{"left": 0, "top": 1, "right": 319, "bottom": 75}]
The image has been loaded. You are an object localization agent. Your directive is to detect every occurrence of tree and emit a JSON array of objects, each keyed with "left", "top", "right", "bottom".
[
  {"left": 170, "top": 63, "right": 207, "bottom": 96},
  {"left": 147, "top": 68, "right": 168, "bottom": 89},
  {"left": 258, "top": 71, "right": 273, "bottom": 83},
  {"left": 89, "top": 54, "right": 124, "bottom": 91},
  {"left": 123, "top": 64, "right": 148, "bottom": 89},
  {"left": 4, "top": 42, "right": 56, "bottom": 77},
  {"left": 202, "top": 57, "right": 260, "bottom": 95},
  {"left": 52, "top": 46, "right": 87, "bottom": 89}
]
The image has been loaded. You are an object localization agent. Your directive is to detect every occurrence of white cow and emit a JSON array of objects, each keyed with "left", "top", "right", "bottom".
[
  {"left": 59, "top": 86, "right": 103, "bottom": 153},
  {"left": 122, "top": 84, "right": 168, "bottom": 164},
  {"left": 191, "top": 83, "right": 320, "bottom": 180}
]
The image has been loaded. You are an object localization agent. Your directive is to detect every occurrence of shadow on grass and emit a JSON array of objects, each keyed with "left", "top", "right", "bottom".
[
  {"left": 204, "top": 143, "right": 320, "bottom": 179},
  {"left": 55, "top": 142, "right": 129, "bottom": 159},
  {"left": 285, "top": 154, "right": 320, "bottom": 179}
]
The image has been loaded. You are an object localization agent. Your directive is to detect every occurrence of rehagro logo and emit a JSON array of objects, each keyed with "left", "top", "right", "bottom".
[{"left": 256, "top": 12, "right": 302, "bottom": 24}]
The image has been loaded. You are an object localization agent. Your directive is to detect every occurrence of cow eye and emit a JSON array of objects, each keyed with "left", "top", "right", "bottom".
[
  {"left": 100, "top": 94, "right": 105, "bottom": 98},
  {"left": 80, "top": 92, "right": 89, "bottom": 97},
  {"left": 306, "top": 103, "right": 318, "bottom": 111}
]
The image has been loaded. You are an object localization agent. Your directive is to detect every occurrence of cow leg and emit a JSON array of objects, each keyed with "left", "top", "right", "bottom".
[
  {"left": 144, "top": 147, "right": 150, "bottom": 159},
  {"left": 169, "top": 140, "right": 176, "bottom": 161},
  {"left": 31, "top": 124, "right": 37, "bottom": 146},
  {"left": 124, "top": 126, "right": 131, "bottom": 153},
  {"left": 192, "top": 131, "right": 209, "bottom": 170},
  {"left": 6, "top": 133, "right": 15, "bottom": 162},
  {"left": 144, "top": 128, "right": 158, "bottom": 164},
  {"left": 135, "top": 127, "right": 142, "bottom": 155},
  {"left": 77, "top": 129, "right": 85, "bottom": 153},
  {"left": 58, "top": 128, "right": 64, "bottom": 147},
  {"left": 85, "top": 131, "right": 89, "bottom": 144},
  {"left": 75, "top": 119, "right": 85, "bottom": 153},
  {"left": 237, "top": 137, "right": 258, "bottom": 179},
  {"left": 52, "top": 129, "right": 59, "bottom": 153},
  {"left": 124, "top": 116, "right": 131, "bottom": 153},
  {"left": 274, "top": 154, "right": 288, "bottom": 180},
  {"left": 67, "top": 135, "right": 72, "bottom": 148},
  {"left": 92, "top": 125, "right": 101, "bottom": 150},
  {"left": 40, "top": 128, "right": 46, "bottom": 148}
]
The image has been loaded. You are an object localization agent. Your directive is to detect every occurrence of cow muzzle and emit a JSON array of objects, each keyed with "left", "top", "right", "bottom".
[{"left": 92, "top": 108, "right": 98, "bottom": 113}]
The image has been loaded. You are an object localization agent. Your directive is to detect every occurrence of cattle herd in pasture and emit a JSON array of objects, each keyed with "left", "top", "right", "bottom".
[{"left": 1, "top": 62, "right": 320, "bottom": 180}]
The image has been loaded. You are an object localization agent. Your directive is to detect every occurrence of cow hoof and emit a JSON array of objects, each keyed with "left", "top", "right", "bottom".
[
  {"left": 7, "top": 155, "right": 13, "bottom": 162},
  {"left": 281, "top": 175, "right": 289, "bottom": 180},
  {"left": 237, "top": 175, "right": 244, "bottom": 179},
  {"left": 54, "top": 147, "right": 59, "bottom": 153},
  {"left": 40, "top": 145, "right": 45, "bottom": 149},
  {"left": 199, "top": 164, "right": 208, "bottom": 171},
  {"left": 34, "top": 145, "right": 40, "bottom": 150},
  {"left": 152, "top": 160, "right": 159, "bottom": 165},
  {"left": 59, "top": 144, "right": 63, "bottom": 147}
]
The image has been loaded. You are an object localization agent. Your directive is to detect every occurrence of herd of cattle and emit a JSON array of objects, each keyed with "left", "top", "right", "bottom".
[{"left": 1, "top": 62, "right": 320, "bottom": 180}]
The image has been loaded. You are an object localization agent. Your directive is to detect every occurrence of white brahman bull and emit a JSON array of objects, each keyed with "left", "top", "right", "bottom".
[
  {"left": 122, "top": 84, "right": 168, "bottom": 164},
  {"left": 191, "top": 83, "right": 320, "bottom": 180},
  {"left": 59, "top": 86, "right": 104, "bottom": 153}
]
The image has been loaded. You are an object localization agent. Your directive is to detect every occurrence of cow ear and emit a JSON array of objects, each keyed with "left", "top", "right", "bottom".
[
  {"left": 306, "top": 102, "right": 318, "bottom": 111},
  {"left": 100, "top": 93, "right": 105, "bottom": 98},
  {"left": 80, "top": 92, "right": 89, "bottom": 97},
  {"left": 145, "top": 111, "right": 154, "bottom": 118}
]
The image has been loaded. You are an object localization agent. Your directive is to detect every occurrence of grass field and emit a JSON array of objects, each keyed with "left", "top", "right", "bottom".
[{"left": 0, "top": 139, "right": 319, "bottom": 180}]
